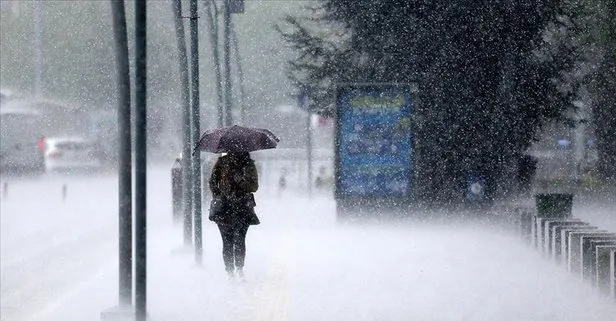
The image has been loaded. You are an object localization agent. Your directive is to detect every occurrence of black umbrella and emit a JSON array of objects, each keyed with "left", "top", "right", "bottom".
[{"left": 194, "top": 125, "right": 280, "bottom": 154}]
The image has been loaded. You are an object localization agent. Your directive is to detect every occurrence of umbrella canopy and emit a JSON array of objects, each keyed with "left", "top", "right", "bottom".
[{"left": 195, "top": 125, "right": 280, "bottom": 154}]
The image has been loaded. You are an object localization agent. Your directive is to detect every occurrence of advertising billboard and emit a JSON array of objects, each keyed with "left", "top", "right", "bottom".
[{"left": 335, "top": 84, "right": 415, "bottom": 199}]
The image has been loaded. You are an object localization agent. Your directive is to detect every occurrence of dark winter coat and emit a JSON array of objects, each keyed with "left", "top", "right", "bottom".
[{"left": 208, "top": 153, "right": 259, "bottom": 225}]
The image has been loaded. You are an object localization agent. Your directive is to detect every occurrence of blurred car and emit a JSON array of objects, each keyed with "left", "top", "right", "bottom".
[
  {"left": 0, "top": 108, "right": 46, "bottom": 174},
  {"left": 43, "top": 136, "right": 102, "bottom": 173}
]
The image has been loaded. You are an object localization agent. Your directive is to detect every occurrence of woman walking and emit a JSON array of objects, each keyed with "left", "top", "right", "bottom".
[{"left": 208, "top": 151, "right": 260, "bottom": 279}]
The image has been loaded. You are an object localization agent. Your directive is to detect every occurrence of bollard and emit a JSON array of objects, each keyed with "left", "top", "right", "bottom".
[
  {"left": 534, "top": 217, "right": 551, "bottom": 250},
  {"left": 560, "top": 227, "right": 598, "bottom": 264},
  {"left": 551, "top": 222, "right": 590, "bottom": 261},
  {"left": 590, "top": 241, "right": 616, "bottom": 284},
  {"left": 518, "top": 209, "right": 534, "bottom": 243},
  {"left": 531, "top": 217, "right": 542, "bottom": 249},
  {"left": 568, "top": 231, "right": 612, "bottom": 274},
  {"left": 595, "top": 245, "right": 616, "bottom": 294},
  {"left": 544, "top": 219, "right": 582, "bottom": 251},
  {"left": 610, "top": 250, "right": 616, "bottom": 300},
  {"left": 534, "top": 217, "right": 547, "bottom": 251},
  {"left": 278, "top": 172, "right": 287, "bottom": 197},
  {"left": 537, "top": 218, "right": 576, "bottom": 254},
  {"left": 581, "top": 237, "right": 616, "bottom": 281},
  {"left": 62, "top": 184, "right": 67, "bottom": 202},
  {"left": 543, "top": 219, "right": 582, "bottom": 256},
  {"left": 171, "top": 159, "right": 183, "bottom": 222}
]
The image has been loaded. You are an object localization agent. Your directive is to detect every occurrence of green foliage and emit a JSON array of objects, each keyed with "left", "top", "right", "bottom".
[
  {"left": 560, "top": 0, "right": 616, "bottom": 179},
  {"left": 279, "top": 0, "right": 577, "bottom": 202},
  {"left": 590, "top": 0, "right": 616, "bottom": 179}
]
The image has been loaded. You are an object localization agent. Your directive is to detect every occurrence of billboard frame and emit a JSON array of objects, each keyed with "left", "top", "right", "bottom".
[{"left": 334, "top": 82, "right": 418, "bottom": 215}]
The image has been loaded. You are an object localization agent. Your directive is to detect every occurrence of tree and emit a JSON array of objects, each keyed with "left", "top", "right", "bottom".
[
  {"left": 279, "top": 0, "right": 575, "bottom": 203},
  {"left": 589, "top": 0, "right": 616, "bottom": 180},
  {"left": 555, "top": 0, "right": 616, "bottom": 181}
]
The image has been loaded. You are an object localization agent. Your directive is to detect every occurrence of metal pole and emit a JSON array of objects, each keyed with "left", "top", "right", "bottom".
[
  {"left": 33, "top": 0, "right": 43, "bottom": 97},
  {"left": 189, "top": 0, "right": 203, "bottom": 265},
  {"left": 110, "top": 0, "right": 132, "bottom": 307},
  {"left": 230, "top": 20, "right": 246, "bottom": 125},
  {"left": 306, "top": 111, "right": 313, "bottom": 198},
  {"left": 223, "top": 0, "right": 232, "bottom": 126},
  {"left": 134, "top": 0, "right": 147, "bottom": 319},
  {"left": 204, "top": 0, "right": 224, "bottom": 127},
  {"left": 172, "top": 0, "right": 193, "bottom": 246}
]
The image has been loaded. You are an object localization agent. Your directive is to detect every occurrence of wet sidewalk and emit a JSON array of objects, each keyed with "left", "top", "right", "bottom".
[{"left": 25, "top": 195, "right": 616, "bottom": 321}]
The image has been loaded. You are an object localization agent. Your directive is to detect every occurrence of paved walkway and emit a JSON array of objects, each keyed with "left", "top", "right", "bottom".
[{"left": 3, "top": 170, "right": 616, "bottom": 321}]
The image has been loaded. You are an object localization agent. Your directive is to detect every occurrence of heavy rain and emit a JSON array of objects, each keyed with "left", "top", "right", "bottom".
[{"left": 1, "top": 1, "right": 615, "bottom": 321}]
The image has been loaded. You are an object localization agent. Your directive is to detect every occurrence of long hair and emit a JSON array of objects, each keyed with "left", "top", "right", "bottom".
[{"left": 228, "top": 152, "right": 252, "bottom": 165}]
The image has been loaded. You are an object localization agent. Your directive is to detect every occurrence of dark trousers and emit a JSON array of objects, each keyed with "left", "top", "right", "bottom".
[{"left": 217, "top": 223, "right": 249, "bottom": 272}]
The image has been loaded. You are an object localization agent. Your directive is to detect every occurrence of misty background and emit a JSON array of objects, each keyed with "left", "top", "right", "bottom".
[
  {"left": 1, "top": 0, "right": 615, "bottom": 203},
  {"left": 1, "top": 2, "right": 616, "bottom": 321},
  {"left": 0, "top": 1, "right": 327, "bottom": 153}
]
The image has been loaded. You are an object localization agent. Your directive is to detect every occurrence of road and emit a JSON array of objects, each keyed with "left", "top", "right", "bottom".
[{"left": 1, "top": 167, "right": 615, "bottom": 321}]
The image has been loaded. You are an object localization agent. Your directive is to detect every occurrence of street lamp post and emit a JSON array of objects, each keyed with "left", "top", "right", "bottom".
[
  {"left": 204, "top": 0, "right": 224, "bottom": 128},
  {"left": 222, "top": 0, "right": 232, "bottom": 126},
  {"left": 33, "top": 0, "right": 43, "bottom": 97},
  {"left": 133, "top": 0, "right": 148, "bottom": 319},
  {"left": 230, "top": 20, "right": 246, "bottom": 125},
  {"left": 110, "top": 0, "right": 132, "bottom": 307},
  {"left": 172, "top": 0, "right": 193, "bottom": 247},
  {"left": 222, "top": 0, "right": 244, "bottom": 126},
  {"left": 189, "top": 0, "right": 203, "bottom": 265}
]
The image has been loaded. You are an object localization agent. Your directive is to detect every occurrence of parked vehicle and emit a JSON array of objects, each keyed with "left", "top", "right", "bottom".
[
  {"left": 0, "top": 108, "right": 46, "bottom": 174},
  {"left": 43, "top": 136, "right": 102, "bottom": 173}
]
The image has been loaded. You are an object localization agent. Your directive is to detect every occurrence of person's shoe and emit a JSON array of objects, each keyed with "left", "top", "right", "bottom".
[
  {"left": 236, "top": 268, "right": 245, "bottom": 281},
  {"left": 226, "top": 269, "right": 235, "bottom": 280}
]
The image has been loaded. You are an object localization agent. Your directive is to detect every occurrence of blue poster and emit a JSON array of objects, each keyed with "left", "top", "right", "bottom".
[{"left": 336, "top": 85, "right": 414, "bottom": 197}]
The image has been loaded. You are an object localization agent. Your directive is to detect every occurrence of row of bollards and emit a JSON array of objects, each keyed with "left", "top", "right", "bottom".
[
  {"left": 0, "top": 181, "right": 68, "bottom": 202},
  {"left": 514, "top": 194, "right": 616, "bottom": 301},
  {"left": 171, "top": 161, "right": 183, "bottom": 222}
]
